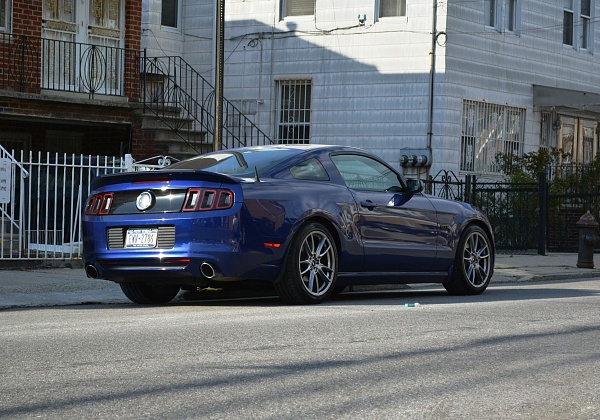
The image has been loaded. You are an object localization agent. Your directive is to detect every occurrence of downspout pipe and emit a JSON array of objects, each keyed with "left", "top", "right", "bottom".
[
  {"left": 214, "top": 0, "right": 225, "bottom": 151},
  {"left": 427, "top": 0, "right": 438, "bottom": 161}
]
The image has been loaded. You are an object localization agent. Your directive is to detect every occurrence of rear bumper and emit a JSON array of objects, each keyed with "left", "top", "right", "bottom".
[
  {"left": 83, "top": 251, "right": 284, "bottom": 285},
  {"left": 82, "top": 212, "right": 287, "bottom": 284}
]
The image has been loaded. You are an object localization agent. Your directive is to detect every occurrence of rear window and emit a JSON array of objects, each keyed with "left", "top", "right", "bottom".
[
  {"left": 290, "top": 158, "right": 329, "bottom": 181},
  {"left": 168, "top": 149, "right": 302, "bottom": 177}
]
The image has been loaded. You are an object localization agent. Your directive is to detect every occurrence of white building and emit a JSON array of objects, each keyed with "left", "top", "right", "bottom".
[{"left": 143, "top": 0, "right": 600, "bottom": 179}]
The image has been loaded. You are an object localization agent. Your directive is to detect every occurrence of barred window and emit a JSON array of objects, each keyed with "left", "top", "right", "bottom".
[
  {"left": 276, "top": 80, "right": 312, "bottom": 144},
  {"left": 460, "top": 100, "right": 526, "bottom": 174}
]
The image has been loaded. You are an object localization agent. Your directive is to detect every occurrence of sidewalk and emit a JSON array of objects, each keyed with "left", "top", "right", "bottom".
[{"left": 1, "top": 253, "right": 599, "bottom": 309}]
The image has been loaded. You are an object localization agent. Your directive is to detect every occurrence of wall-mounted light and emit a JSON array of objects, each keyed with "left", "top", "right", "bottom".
[{"left": 357, "top": 14, "right": 367, "bottom": 25}]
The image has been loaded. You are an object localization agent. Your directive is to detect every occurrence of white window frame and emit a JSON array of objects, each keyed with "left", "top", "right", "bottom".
[
  {"left": 563, "top": 0, "right": 594, "bottom": 51},
  {"left": 280, "top": 0, "right": 315, "bottom": 19},
  {"left": 580, "top": 0, "right": 592, "bottom": 50},
  {"left": 0, "top": 0, "right": 10, "bottom": 33},
  {"left": 460, "top": 100, "right": 526, "bottom": 175},
  {"left": 275, "top": 79, "right": 312, "bottom": 145},
  {"left": 485, "top": 0, "right": 500, "bottom": 29},
  {"left": 485, "top": 0, "right": 521, "bottom": 34},
  {"left": 161, "top": 0, "right": 180, "bottom": 30},
  {"left": 376, "top": 0, "right": 407, "bottom": 19},
  {"left": 564, "top": 0, "right": 575, "bottom": 46},
  {"left": 504, "top": 0, "right": 517, "bottom": 33}
]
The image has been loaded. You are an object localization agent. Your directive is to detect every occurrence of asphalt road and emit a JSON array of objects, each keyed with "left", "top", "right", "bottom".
[{"left": 1, "top": 279, "right": 600, "bottom": 419}]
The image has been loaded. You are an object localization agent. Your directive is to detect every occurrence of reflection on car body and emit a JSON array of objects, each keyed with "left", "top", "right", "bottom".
[{"left": 82, "top": 145, "right": 495, "bottom": 305}]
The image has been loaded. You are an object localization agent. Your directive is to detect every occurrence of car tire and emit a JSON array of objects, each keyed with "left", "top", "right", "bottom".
[
  {"left": 444, "top": 225, "right": 493, "bottom": 296},
  {"left": 275, "top": 222, "right": 338, "bottom": 304},
  {"left": 119, "top": 282, "right": 180, "bottom": 304}
]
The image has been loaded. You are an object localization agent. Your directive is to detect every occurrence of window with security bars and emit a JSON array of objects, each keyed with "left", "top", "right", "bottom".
[
  {"left": 460, "top": 100, "right": 526, "bottom": 174},
  {"left": 281, "top": 0, "right": 314, "bottom": 17},
  {"left": 276, "top": 80, "right": 312, "bottom": 144}
]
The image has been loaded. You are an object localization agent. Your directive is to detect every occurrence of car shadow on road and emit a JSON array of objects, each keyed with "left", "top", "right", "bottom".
[
  {"left": 168, "top": 277, "right": 600, "bottom": 308},
  {"left": 328, "top": 278, "right": 600, "bottom": 306}
]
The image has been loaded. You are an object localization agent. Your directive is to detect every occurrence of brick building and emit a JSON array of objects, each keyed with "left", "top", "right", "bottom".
[{"left": 0, "top": 0, "right": 167, "bottom": 159}]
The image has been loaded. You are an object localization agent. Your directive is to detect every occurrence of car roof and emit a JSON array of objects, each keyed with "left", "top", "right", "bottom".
[{"left": 218, "top": 144, "right": 364, "bottom": 154}]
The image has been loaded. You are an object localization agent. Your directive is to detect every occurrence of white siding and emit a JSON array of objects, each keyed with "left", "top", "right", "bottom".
[
  {"left": 141, "top": 0, "right": 600, "bottom": 177},
  {"left": 444, "top": 0, "right": 600, "bottom": 175},
  {"left": 142, "top": 0, "right": 184, "bottom": 56}
]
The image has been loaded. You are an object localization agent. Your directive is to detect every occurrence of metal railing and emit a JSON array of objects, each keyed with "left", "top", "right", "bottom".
[
  {"left": 141, "top": 55, "right": 274, "bottom": 152},
  {"left": 0, "top": 149, "right": 176, "bottom": 261},
  {"left": 1, "top": 33, "right": 274, "bottom": 151},
  {"left": 426, "top": 168, "right": 600, "bottom": 253},
  {"left": 0, "top": 33, "right": 141, "bottom": 99}
]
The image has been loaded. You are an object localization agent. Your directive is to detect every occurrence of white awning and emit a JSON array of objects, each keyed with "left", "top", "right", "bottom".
[{"left": 533, "top": 85, "right": 600, "bottom": 116}]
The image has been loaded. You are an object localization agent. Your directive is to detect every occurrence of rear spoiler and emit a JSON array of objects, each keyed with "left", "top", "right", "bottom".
[{"left": 91, "top": 170, "right": 241, "bottom": 190}]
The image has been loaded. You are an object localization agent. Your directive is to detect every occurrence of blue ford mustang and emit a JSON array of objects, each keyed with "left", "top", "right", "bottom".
[{"left": 82, "top": 145, "right": 494, "bottom": 304}]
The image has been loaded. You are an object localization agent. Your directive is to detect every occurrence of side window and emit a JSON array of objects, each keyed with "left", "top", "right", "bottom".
[
  {"left": 485, "top": 0, "right": 521, "bottom": 34},
  {"left": 377, "top": 0, "right": 406, "bottom": 18},
  {"left": 485, "top": 0, "right": 498, "bottom": 27},
  {"left": 580, "top": 0, "right": 591, "bottom": 49},
  {"left": 564, "top": 0, "right": 574, "bottom": 46},
  {"left": 281, "top": 0, "right": 315, "bottom": 18},
  {"left": 331, "top": 154, "right": 402, "bottom": 192},
  {"left": 290, "top": 158, "right": 329, "bottom": 181},
  {"left": 162, "top": 0, "right": 179, "bottom": 28},
  {"left": 1, "top": 0, "right": 10, "bottom": 33}
]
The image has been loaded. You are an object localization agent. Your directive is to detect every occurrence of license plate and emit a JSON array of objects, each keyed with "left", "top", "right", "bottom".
[{"left": 125, "top": 228, "right": 158, "bottom": 248}]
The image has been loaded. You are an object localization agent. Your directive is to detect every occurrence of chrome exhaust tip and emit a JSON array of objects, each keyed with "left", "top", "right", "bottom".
[
  {"left": 200, "top": 262, "right": 216, "bottom": 279},
  {"left": 85, "top": 264, "right": 99, "bottom": 279}
]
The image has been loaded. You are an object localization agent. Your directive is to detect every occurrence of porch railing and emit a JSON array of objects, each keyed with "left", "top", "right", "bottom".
[
  {"left": 0, "top": 33, "right": 141, "bottom": 99},
  {"left": 141, "top": 54, "right": 274, "bottom": 151},
  {"left": 1, "top": 33, "right": 274, "bottom": 151}
]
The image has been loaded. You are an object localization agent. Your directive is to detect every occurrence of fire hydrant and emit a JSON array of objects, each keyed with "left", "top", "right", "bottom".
[{"left": 576, "top": 211, "right": 599, "bottom": 269}]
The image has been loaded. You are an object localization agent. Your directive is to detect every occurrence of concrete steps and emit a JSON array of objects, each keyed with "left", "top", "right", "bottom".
[{"left": 139, "top": 107, "right": 212, "bottom": 160}]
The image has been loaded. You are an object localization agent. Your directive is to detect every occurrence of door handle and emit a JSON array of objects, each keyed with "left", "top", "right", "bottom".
[{"left": 360, "top": 200, "right": 377, "bottom": 210}]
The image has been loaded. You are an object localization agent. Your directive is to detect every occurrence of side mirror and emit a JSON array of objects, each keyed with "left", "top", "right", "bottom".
[{"left": 406, "top": 179, "right": 424, "bottom": 194}]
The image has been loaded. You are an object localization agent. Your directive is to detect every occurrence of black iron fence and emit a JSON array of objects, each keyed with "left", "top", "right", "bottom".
[{"left": 425, "top": 169, "right": 600, "bottom": 253}]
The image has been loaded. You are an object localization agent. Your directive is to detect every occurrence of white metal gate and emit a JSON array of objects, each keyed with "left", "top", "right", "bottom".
[{"left": 0, "top": 147, "right": 174, "bottom": 261}]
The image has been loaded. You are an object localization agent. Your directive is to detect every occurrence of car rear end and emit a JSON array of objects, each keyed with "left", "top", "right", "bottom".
[{"left": 82, "top": 170, "right": 264, "bottom": 285}]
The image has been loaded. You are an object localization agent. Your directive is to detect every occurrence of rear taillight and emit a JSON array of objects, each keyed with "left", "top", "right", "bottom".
[
  {"left": 182, "top": 188, "right": 234, "bottom": 212},
  {"left": 85, "top": 193, "right": 113, "bottom": 215}
]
